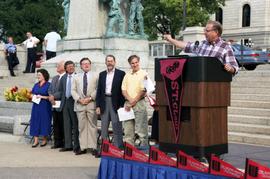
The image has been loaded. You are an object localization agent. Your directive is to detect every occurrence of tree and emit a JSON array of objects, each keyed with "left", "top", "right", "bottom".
[
  {"left": 0, "top": 0, "right": 64, "bottom": 50},
  {"left": 143, "top": 0, "right": 225, "bottom": 40}
]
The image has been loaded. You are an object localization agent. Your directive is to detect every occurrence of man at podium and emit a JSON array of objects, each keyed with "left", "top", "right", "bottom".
[{"left": 163, "top": 20, "right": 239, "bottom": 75}]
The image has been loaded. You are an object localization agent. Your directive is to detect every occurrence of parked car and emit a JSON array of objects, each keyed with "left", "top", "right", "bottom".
[{"left": 231, "top": 44, "right": 268, "bottom": 70}]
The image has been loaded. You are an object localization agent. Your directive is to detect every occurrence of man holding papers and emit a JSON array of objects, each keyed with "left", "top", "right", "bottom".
[
  {"left": 52, "top": 61, "right": 80, "bottom": 154},
  {"left": 48, "top": 60, "right": 65, "bottom": 149},
  {"left": 96, "top": 55, "right": 125, "bottom": 148},
  {"left": 121, "top": 55, "right": 148, "bottom": 147}
]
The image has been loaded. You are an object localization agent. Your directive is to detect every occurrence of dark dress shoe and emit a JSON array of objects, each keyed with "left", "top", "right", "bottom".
[
  {"left": 59, "top": 148, "right": 73, "bottom": 152},
  {"left": 40, "top": 142, "right": 47, "bottom": 147},
  {"left": 32, "top": 143, "right": 39, "bottom": 148},
  {"left": 90, "top": 149, "right": 100, "bottom": 157},
  {"left": 75, "top": 149, "right": 87, "bottom": 155},
  {"left": 51, "top": 144, "right": 63, "bottom": 149}
]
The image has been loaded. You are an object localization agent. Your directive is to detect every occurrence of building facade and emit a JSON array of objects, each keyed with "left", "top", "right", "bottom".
[{"left": 214, "top": 0, "right": 270, "bottom": 50}]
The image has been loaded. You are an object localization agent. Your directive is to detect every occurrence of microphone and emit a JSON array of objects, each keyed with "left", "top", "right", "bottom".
[{"left": 193, "top": 41, "right": 200, "bottom": 56}]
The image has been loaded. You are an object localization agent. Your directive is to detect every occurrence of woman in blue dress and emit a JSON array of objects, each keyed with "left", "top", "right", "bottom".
[{"left": 30, "top": 69, "right": 52, "bottom": 148}]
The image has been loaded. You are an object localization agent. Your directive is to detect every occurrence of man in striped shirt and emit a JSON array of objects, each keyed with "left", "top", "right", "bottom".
[{"left": 164, "top": 20, "right": 239, "bottom": 74}]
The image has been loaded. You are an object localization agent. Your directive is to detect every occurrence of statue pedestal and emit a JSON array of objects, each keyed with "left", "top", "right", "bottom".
[
  {"left": 41, "top": 0, "right": 153, "bottom": 77},
  {"left": 42, "top": 37, "right": 153, "bottom": 77}
]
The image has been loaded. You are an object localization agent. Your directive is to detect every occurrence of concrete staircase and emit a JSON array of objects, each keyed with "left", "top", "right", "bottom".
[
  {"left": 0, "top": 73, "right": 36, "bottom": 100},
  {"left": 0, "top": 73, "right": 35, "bottom": 134},
  {"left": 228, "top": 64, "right": 270, "bottom": 146}
]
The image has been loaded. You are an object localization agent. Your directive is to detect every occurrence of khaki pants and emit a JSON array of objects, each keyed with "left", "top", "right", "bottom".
[
  {"left": 124, "top": 100, "right": 148, "bottom": 146},
  {"left": 76, "top": 110, "right": 97, "bottom": 150}
]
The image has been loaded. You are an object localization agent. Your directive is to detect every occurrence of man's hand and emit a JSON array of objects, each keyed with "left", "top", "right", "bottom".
[
  {"left": 163, "top": 34, "right": 173, "bottom": 42},
  {"left": 78, "top": 98, "right": 87, "bottom": 105},
  {"left": 78, "top": 97, "right": 92, "bottom": 105},
  {"left": 84, "top": 96, "right": 92, "bottom": 104},
  {"left": 48, "top": 95, "right": 54, "bottom": 102},
  {"left": 224, "top": 64, "right": 235, "bottom": 74},
  {"left": 128, "top": 99, "right": 137, "bottom": 107},
  {"left": 96, "top": 107, "right": 101, "bottom": 115},
  {"left": 124, "top": 105, "right": 131, "bottom": 112}
]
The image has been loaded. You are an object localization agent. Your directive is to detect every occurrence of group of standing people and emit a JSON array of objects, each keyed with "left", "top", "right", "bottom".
[
  {"left": 29, "top": 54, "right": 149, "bottom": 157},
  {"left": 4, "top": 30, "right": 61, "bottom": 76}
]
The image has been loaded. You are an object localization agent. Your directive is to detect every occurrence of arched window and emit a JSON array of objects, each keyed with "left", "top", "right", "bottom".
[
  {"left": 242, "top": 4, "right": 251, "bottom": 27},
  {"left": 215, "top": 8, "right": 223, "bottom": 24}
]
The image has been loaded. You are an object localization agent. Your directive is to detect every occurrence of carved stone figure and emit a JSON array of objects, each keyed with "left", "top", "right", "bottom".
[
  {"left": 105, "top": 0, "right": 125, "bottom": 37},
  {"left": 62, "top": 0, "right": 70, "bottom": 32},
  {"left": 127, "top": 0, "right": 147, "bottom": 38}
]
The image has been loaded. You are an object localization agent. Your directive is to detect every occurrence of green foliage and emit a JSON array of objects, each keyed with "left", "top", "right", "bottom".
[
  {"left": 0, "top": 0, "right": 64, "bottom": 50},
  {"left": 143, "top": 0, "right": 225, "bottom": 40}
]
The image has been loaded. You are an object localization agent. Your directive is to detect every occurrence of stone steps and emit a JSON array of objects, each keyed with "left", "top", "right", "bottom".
[
  {"left": 233, "top": 76, "right": 270, "bottom": 82},
  {"left": 229, "top": 114, "right": 270, "bottom": 125},
  {"left": 231, "top": 93, "right": 270, "bottom": 101},
  {"left": 0, "top": 74, "right": 36, "bottom": 101},
  {"left": 231, "top": 87, "right": 270, "bottom": 94},
  {"left": 0, "top": 116, "right": 14, "bottom": 133},
  {"left": 228, "top": 65, "right": 270, "bottom": 146},
  {"left": 0, "top": 101, "right": 32, "bottom": 117},
  {"left": 231, "top": 81, "right": 270, "bottom": 87},
  {"left": 228, "top": 107, "right": 270, "bottom": 117},
  {"left": 231, "top": 100, "right": 270, "bottom": 109},
  {"left": 228, "top": 132, "right": 270, "bottom": 146},
  {"left": 229, "top": 122, "right": 270, "bottom": 135}
]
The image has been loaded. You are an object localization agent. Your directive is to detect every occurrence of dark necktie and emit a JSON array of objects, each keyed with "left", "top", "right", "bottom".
[{"left": 83, "top": 72, "right": 88, "bottom": 96}]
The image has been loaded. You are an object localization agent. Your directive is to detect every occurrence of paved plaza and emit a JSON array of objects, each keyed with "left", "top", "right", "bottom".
[
  {"left": 0, "top": 132, "right": 270, "bottom": 178},
  {"left": 0, "top": 133, "right": 99, "bottom": 179}
]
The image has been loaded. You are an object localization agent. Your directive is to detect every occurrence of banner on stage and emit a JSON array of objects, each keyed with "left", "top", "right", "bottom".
[
  {"left": 210, "top": 154, "right": 244, "bottom": 179},
  {"left": 149, "top": 146, "right": 176, "bottom": 167},
  {"left": 245, "top": 159, "right": 270, "bottom": 179},
  {"left": 124, "top": 142, "right": 148, "bottom": 163},
  {"left": 160, "top": 58, "right": 186, "bottom": 143},
  {"left": 101, "top": 139, "right": 124, "bottom": 159},
  {"left": 177, "top": 150, "right": 208, "bottom": 173}
]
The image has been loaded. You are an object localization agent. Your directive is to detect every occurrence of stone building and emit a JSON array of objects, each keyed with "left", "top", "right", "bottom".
[{"left": 214, "top": 0, "right": 270, "bottom": 50}]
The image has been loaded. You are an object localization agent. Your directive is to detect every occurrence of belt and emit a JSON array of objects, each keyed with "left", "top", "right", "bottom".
[{"left": 105, "top": 94, "right": 112, "bottom": 97}]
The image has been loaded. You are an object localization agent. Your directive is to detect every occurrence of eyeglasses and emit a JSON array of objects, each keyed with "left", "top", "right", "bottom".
[{"left": 204, "top": 28, "right": 216, "bottom": 33}]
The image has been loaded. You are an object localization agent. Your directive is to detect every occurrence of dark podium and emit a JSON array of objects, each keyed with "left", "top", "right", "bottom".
[{"left": 155, "top": 56, "right": 232, "bottom": 158}]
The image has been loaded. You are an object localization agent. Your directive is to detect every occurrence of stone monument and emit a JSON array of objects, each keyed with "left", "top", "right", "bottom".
[{"left": 42, "top": 0, "right": 153, "bottom": 78}]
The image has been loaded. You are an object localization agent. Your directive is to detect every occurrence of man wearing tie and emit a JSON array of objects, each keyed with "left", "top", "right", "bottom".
[
  {"left": 96, "top": 55, "right": 125, "bottom": 148},
  {"left": 52, "top": 61, "right": 80, "bottom": 154},
  {"left": 71, "top": 57, "right": 99, "bottom": 156},
  {"left": 48, "top": 60, "right": 65, "bottom": 149}
]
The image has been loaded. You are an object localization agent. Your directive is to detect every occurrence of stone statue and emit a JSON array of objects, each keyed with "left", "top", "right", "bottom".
[
  {"left": 104, "top": 0, "right": 125, "bottom": 37},
  {"left": 127, "top": 0, "right": 147, "bottom": 39},
  {"left": 62, "top": 0, "right": 70, "bottom": 32}
]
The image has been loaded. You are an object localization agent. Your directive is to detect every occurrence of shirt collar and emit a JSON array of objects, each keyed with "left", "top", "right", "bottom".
[
  {"left": 107, "top": 68, "right": 115, "bottom": 74},
  {"left": 207, "top": 37, "right": 222, "bottom": 46},
  {"left": 130, "top": 69, "right": 141, "bottom": 75},
  {"left": 59, "top": 72, "right": 65, "bottom": 79}
]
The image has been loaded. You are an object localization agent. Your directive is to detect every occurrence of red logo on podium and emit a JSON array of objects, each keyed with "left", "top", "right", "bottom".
[
  {"left": 160, "top": 59, "right": 187, "bottom": 143},
  {"left": 177, "top": 150, "right": 208, "bottom": 173},
  {"left": 210, "top": 154, "right": 244, "bottom": 179},
  {"left": 124, "top": 142, "right": 148, "bottom": 163},
  {"left": 245, "top": 159, "right": 270, "bottom": 179},
  {"left": 149, "top": 146, "right": 176, "bottom": 167},
  {"left": 101, "top": 139, "right": 124, "bottom": 158}
]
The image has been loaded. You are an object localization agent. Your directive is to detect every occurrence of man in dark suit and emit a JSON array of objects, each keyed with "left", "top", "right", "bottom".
[
  {"left": 48, "top": 60, "right": 65, "bottom": 149},
  {"left": 50, "top": 60, "right": 80, "bottom": 154},
  {"left": 96, "top": 55, "right": 125, "bottom": 148}
]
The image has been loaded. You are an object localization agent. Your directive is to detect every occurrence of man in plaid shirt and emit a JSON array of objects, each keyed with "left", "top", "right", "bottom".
[{"left": 164, "top": 20, "right": 239, "bottom": 74}]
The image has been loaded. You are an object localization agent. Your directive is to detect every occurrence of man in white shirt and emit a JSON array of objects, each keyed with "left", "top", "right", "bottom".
[
  {"left": 44, "top": 30, "right": 61, "bottom": 60},
  {"left": 22, "top": 32, "right": 40, "bottom": 73}
]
